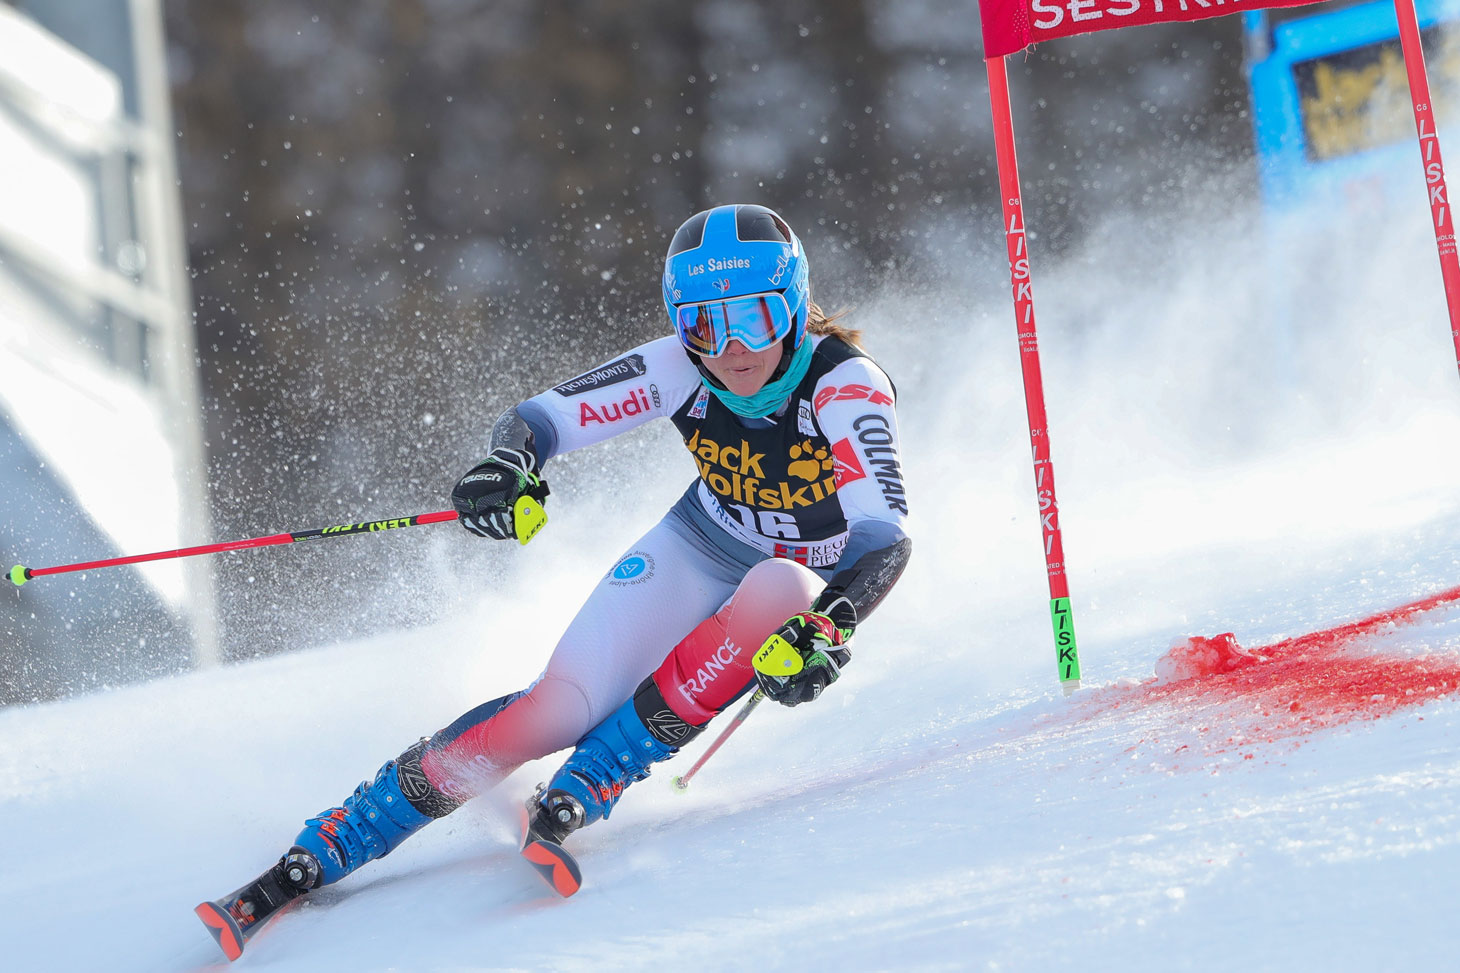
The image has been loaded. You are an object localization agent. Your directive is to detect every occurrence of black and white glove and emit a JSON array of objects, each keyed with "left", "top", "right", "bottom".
[
  {"left": 451, "top": 448, "right": 549, "bottom": 540},
  {"left": 754, "top": 594, "right": 857, "bottom": 707}
]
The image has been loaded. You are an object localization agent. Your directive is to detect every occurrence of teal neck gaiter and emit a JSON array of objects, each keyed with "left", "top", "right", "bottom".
[{"left": 703, "top": 336, "right": 815, "bottom": 418}]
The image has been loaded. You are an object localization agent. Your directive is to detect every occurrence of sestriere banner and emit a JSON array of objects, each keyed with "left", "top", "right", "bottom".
[{"left": 978, "top": 0, "right": 1327, "bottom": 58}]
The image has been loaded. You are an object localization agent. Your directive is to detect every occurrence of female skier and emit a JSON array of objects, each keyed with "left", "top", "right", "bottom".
[{"left": 198, "top": 203, "right": 910, "bottom": 956}]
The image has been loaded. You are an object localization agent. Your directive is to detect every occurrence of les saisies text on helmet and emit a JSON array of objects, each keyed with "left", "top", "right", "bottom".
[{"left": 685, "top": 256, "right": 752, "bottom": 277}]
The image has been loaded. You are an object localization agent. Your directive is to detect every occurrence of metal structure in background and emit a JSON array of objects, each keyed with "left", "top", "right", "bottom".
[
  {"left": 979, "top": 0, "right": 1460, "bottom": 692},
  {"left": 0, "top": 0, "right": 217, "bottom": 670},
  {"left": 1245, "top": 1, "right": 1459, "bottom": 204},
  {"left": 1245, "top": 0, "right": 1460, "bottom": 377}
]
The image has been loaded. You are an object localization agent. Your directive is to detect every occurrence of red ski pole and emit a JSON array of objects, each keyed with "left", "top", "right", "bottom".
[
  {"left": 10, "top": 488, "right": 551, "bottom": 588},
  {"left": 6, "top": 496, "right": 555, "bottom": 587},
  {"left": 9, "top": 509, "right": 459, "bottom": 587},
  {"left": 670, "top": 689, "right": 765, "bottom": 792}
]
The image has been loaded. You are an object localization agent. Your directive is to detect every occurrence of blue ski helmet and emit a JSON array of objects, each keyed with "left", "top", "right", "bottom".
[{"left": 662, "top": 204, "right": 811, "bottom": 357}]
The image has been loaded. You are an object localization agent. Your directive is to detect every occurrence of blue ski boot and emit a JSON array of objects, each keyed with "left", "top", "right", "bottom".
[
  {"left": 290, "top": 740, "right": 460, "bottom": 887},
  {"left": 534, "top": 680, "right": 703, "bottom": 836}
]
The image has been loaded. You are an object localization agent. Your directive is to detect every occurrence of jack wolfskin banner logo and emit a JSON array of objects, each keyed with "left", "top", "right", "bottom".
[
  {"left": 685, "top": 429, "right": 839, "bottom": 510},
  {"left": 553, "top": 354, "right": 647, "bottom": 397}
]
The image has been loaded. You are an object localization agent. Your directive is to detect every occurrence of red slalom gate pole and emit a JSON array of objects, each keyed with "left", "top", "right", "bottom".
[
  {"left": 9, "top": 510, "right": 460, "bottom": 587},
  {"left": 986, "top": 55, "right": 1082, "bottom": 695},
  {"left": 1394, "top": 0, "right": 1460, "bottom": 379}
]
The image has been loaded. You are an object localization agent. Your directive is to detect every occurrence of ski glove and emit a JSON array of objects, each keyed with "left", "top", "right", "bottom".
[
  {"left": 753, "top": 594, "right": 857, "bottom": 707},
  {"left": 451, "top": 448, "right": 550, "bottom": 540}
]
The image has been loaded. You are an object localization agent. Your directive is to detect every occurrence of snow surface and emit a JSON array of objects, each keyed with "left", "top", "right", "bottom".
[{"left": 5, "top": 184, "right": 1460, "bottom": 971}]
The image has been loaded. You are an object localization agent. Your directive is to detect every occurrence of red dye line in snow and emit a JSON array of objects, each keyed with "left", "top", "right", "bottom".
[
  {"left": 1098, "top": 585, "right": 1460, "bottom": 756},
  {"left": 1262, "top": 583, "right": 1460, "bottom": 660}
]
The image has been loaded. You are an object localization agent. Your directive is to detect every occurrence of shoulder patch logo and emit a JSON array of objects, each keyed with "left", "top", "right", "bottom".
[
  {"left": 831, "top": 438, "right": 867, "bottom": 488},
  {"left": 553, "top": 354, "right": 647, "bottom": 397},
  {"left": 688, "top": 386, "right": 711, "bottom": 419},
  {"left": 814, "top": 383, "right": 894, "bottom": 412},
  {"left": 797, "top": 399, "right": 816, "bottom": 437},
  {"left": 608, "top": 551, "right": 656, "bottom": 586}
]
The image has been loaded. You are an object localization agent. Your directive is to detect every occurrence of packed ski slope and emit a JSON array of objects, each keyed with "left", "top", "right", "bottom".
[{"left": 5, "top": 200, "right": 1460, "bottom": 971}]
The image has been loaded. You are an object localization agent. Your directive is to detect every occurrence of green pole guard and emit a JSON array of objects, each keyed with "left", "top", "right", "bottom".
[
  {"left": 1051, "top": 596, "right": 1081, "bottom": 694},
  {"left": 10, "top": 564, "right": 30, "bottom": 587}
]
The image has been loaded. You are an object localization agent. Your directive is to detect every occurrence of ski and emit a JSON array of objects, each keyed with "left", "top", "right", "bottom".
[
  {"left": 195, "top": 852, "right": 317, "bottom": 962},
  {"left": 519, "top": 798, "right": 583, "bottom": 897},
  {"left": 196, "top": 803, "right": 579, "bottom": 962}
]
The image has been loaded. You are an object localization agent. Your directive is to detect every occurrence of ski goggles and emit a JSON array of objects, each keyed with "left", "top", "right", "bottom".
[{"left": 672, "top": 291, "right": 794, "bottom": 358}]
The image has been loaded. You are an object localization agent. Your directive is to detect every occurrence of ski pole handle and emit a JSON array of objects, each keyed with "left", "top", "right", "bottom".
[
  {"left": 8, "top": 505, "right": 530, "bottom": 587},
  {"left": 670, "top": 689, "right": 765, "bottom": 793}
]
